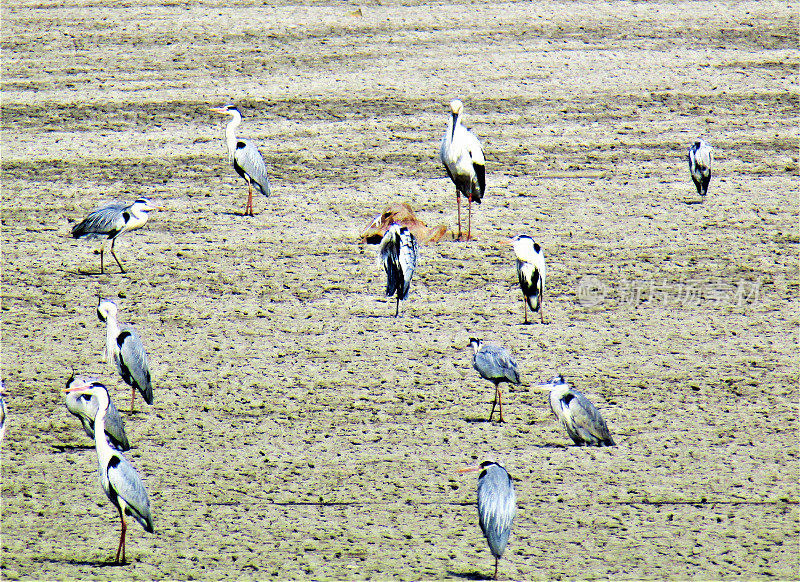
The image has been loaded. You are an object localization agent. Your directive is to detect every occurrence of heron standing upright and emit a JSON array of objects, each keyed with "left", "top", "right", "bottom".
[
  {"left": 458, "top": 460, "right": 517, "bottom": 581},
  {"left": 71, "top": 198, "right": 162, "bottom": 274},
  {"left": 541, "top": 374, "right": 616, "bottom": 446},
  {"left": 688, "top": 139, "right": 713, "bottom": 198},
  {"left": 97, "top": 299, "right": 153, "bottom": 413},
  {"left": 64, "top": 377, "right": 153, "bottom": 564},
  {"left": 503, "top": 234, "right": 546, "bottom": 324},
  {"left": 468, "top": 338, "right": 520, "bottom": 422},
  {"left": 440, "top": 99, "right": 485, "bottom": 241},
  {"left": 66, "top": 374, "right": 131, "bottom": 451},
  {"left": 209, "top": 104, "right": 271, "bottom": 216},
  {"left": 378, "top": 223, "right": 419, "bottom": 317}
]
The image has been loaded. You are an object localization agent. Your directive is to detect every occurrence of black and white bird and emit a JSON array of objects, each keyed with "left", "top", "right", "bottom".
[
  {"left": 65, "top": 375, "right": 130, "bottom": 451},
  {"left": 541, "top": 375, "right": 616, "bottom": 446},
  {"left": 378, "top": 224, "right": 419, "bottom": 317},
  {"left": 71, "top": 199, "right": 162, "bottom": 274},
  {"left": 64, "top": 377, "right": 153, "bottom": 564},
  {"left": 97, "top": 299, "right": 153, "bottom": 413},
  {"left": 504, "top": 235, "right": 546, "bottom": 324},
  {"left": 458, "top": 460, "right": 517, "bottom": 581},
  {"left": 688, "top": 139, "right": 713, "bottom": 199},
  {"left": 440, "top": 99, "right": 486, "bottom": 241},
  {"left": 469, "top": 338, "right": 520, "bottom": 422},
  {"left": 210, "top": 104, "right": 272, "bottom": 216}
]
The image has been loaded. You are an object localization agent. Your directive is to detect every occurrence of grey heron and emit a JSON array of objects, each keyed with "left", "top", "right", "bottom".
[
  {"left": 66, "top": 374, "right": 130, "bottom": 451},
  {"left": 458, "top": 460, "right": 516, "bottom": 580},
  {"left": 503, "top": 235, "right": 546, "bottom": 324},
  {"left": 378, "top": 223, "right": 419, "bottom": 317},
  {"left": 71, "top": 198, "right": 162, "bottom": 274},
  {"left": 97, "top": 299, "right": 153, "bottom": 413},
  {"left": 541, "top": 374, "right": 616, "bottom": 446},
  {"left": 64, "top": 377, "right": 154, "bottom": 564},
  {"left": 688, "top": 140, "right": 713, "bottom": 198},
  {"left": 440, "top": 99, "right": 485, "bottom": 241},
  {"left": 469, "top": 338, "right": 520, "bottom": 423},
  {"left": 209, "top": 104, "right": 272, "bottom": 216}
]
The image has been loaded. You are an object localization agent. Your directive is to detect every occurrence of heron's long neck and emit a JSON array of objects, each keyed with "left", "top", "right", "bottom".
[
  {"left": 105, "top": 316, "right": 120, "bottom": 364},
  {"left": 93, "top": 392, "right": 113, "bottom": 466},
  {"left": 225, "top": 114, "right": 242, "bottom": 163}
]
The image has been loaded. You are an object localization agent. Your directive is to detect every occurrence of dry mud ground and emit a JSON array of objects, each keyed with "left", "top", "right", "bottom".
[{"left": 1, "top": 1, "right": 799, "bottom": 580}]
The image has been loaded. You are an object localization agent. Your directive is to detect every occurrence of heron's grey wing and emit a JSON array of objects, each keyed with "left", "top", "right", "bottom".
[
  {"left": 567, "top": 391, "right": 615, "bottom": 445},
  {"left": 477, "top": 465, "right": 516, "bottom": 558},
  {"left": 107, "top": 454, "right": 153, "bottom": 532},
  {"left": 71, "top": 203, "right": 127, "bottom": 238},
  {"left": 234, "top": 140, "right": 271, "bottom": 197},
  {"left": 105, "top": 398, "right": 131, "bottom": 451},
  {"left": 117, "top": 326, "right": 153, "bottom": 405},
  {"left": 479, "top": 346, "right": 520, "bottom": 384},
  {"left": 379, "top": 231, "right": 400, "bottom": 297},
  {"left": 397, "top": 229, "right": 418, "bottom": 300}
]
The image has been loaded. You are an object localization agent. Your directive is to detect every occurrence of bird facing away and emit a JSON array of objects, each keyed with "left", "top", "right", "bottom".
[
  {"left": 66, "top": 374, "right": 130, "bottom": 451},
  {"left": 469, "top": 338, "right": 521, "bottom": 422},
  {"left": 97, "top": 299, "right": 153, "bottom": 413},
  {"left": 209, "top": 104, "right": 271, "bottom": 216},
  {"left": 64, "top": 378, "right": 153, "bottom": 564},
  {"left": 688, "top": 140, "right": 713, "bottom": 198},
  {"left": 541, "top": 374, "right": 616, "bottom": 446},
  {"left": 504, "top": 235, "right": 546, "bottom": 324},
  {"left": 378, "top": 224, "right": 419, "bottom": 317},
  {"left": 440, "top": 99, "right": 486, "bottom": 241},
  {"left": 458, "top": 460, "right": 517, "bottom": 581},
  {"left": 71, "top": 198, "right": 162, "bottom": 274}
]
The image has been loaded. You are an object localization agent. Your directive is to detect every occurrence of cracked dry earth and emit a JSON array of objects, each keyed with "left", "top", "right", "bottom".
[{"left": 2, "top": 1, "right": 798, "bottom": 580}]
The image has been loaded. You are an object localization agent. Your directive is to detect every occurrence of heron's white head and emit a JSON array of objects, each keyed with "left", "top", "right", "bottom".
[
  {"left": 64, "top": 376, "right": 110, "bottom": 412},
  {"left": 130, "top": 198, "right": 162, "bottom": 214},
  {"left": 501, "top": 234, "right": 542, "bottom": 263},
  {"left": 467, "top": 337, "right": 483, "bottom": 354},
  {"left": 536, "top": 374, "right": 568, "bottom": 394},
  {"left": 97, "top": 299, "right": 118, "bottom": 323},
  {"left": 449, "top": 99, "right": 464, "bottom": 116},
  {"left": 457, "top": 459, "right": 506, "bottom": 477}
]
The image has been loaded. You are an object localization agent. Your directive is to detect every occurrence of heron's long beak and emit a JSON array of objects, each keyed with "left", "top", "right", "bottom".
[
  {"left": 64, "top": 380, "right": 93, "bottom": 393},
  {"left": 450, "top": 113, "right": 458, "bottom": 140},
  {"left": 457, "top": 465, "right": 482, "bottom": 474},
  {"left": 209, "top": 106, "right": 229, "bottom": 115},
  {"left": 498, "top": 237, "right": 514, "bottom": 246}
]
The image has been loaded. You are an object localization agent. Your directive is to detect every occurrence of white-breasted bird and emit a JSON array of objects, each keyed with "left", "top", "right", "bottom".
[
  {"left": 688, "top": 140, "right": 713, "bottom": 198},
  {"left": 97, "top": 299, "right": 153, "bottom": 413},
  {"left": 469, "top": 338, "right": 521, "bottom": 422},
  {"left": 440, "top": 99, "right": 486, "bottom": 241},
  {"left": 210, "top": 103, "right": 272, "bottom": 216},
  {"left": 378, "top": 223, "right": 419, "bottom": 317},
  {"left": 503, "top": 234, "right": 546, "bottom": 324},
  {"left": 458, "top": 460, "right": 517, "bottom": 581},
  {"left": 64, "top": 377, "right": 153, "bottom": 564},
  {"left": 71, "top": 198, "right": 162, "bottom": 274},
  {"left": 541, "top": 374, "right": 616, "bottom": 446},
  {"left": 65, "top": 374, "right": 130, "bottom": 451}
]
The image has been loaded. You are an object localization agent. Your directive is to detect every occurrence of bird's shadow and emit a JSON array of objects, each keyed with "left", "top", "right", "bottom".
[
  {"left": 52, "top": 443, "right": 94, "bottom": 453},
  {"left": 462, "top": 416, "right": 497, "bottom": 424},
  {"left": 34, "top": 557, "right": 123, "bottom": 568},
  {"left": 219, "top": 211, "right": 255, "bottom": 217},
  {"left": 683, "top": 199, "right": 704, "bottom": 205},
  {"left": 446, "top": 570, "right": 493, "bottom": 580}
]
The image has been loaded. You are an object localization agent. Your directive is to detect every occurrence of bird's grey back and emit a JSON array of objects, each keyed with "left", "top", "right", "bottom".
[
  {"left": 67, "top": 392, "right": 130, "bottom": 451},
  {"left": 477, "top": 464, "right": 516, "bottom": 559},
  {"left": 71, "top": 203, "right": 127, "bottom": 238},
  {"left": 473, "top": 344, "right": 520, "bottom": 384},
  {"left": 107, "top": 453, "right": 154, "bottom": 532},
  {"left": 379, "top": 226, "right": 418, "bottom": 300},
  {"left": 551, "top": 388, "right": 615, "bottom": 446},
  {"left": 116, "top": 325, "right": 153, "bottom": 405},
  {"left": 235, "top": 140, "right": 271, "bottom": 197}
]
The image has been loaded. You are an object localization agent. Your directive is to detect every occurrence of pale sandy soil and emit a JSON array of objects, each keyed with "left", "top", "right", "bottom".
[{"left": 1, "top": 1, "right": 798, "bottom": 580}]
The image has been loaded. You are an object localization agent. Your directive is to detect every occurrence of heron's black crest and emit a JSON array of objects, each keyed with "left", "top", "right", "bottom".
[
  {"left": 533, "top": 242, "right": 541, "bottom": 253},
  {"left": 117, "top": 330, "right": 132, "bottom": 348},
  {"left": 561, "top": 392, "right": 575, "bottom": 406}
]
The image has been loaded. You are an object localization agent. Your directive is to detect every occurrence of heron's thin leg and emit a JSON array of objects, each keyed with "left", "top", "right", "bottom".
[
  {"left": 540, "top": 294, "right": 544, "bottom": 324},
  {"left": 523, "top": 296, "right": 528, "bottom": 325},
  {"left": 456, "top": 192, "right": 462, "bottom": 240},
  {"left": 115, "top": 507, "right": 127, "bottom": 564},
  {"left": 245, "top": 177, "right": 254, "bottom": 216},
  {"left": 130, "top": 386, "right": 136, "bottom": 414},
  {"left": 489, "top": 385, "right": 498, "bottom": 421},
  {"left": 395, "top": 296, "right": 400, "bottom": 317},
  {"left": 466, "top": 194, "right": 472, "bottom": 241},
  {"left": 100, "top": 247, "right": 105, "bottom": 274},
  {"left": 498, "top": 386, "right": 504, "bottom": 423},
  {"left": 110, "top": 239, "right": 125, "bottom": 273},
  {"left": 494, "top": 557, "right": 499, "bottom": 580}
]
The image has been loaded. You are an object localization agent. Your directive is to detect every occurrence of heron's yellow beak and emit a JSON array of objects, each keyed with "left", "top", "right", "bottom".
[
  {"left": 457, "top": 465, "right": 482, "bottom": 474},
  {"left": 209, "top": 106, "right": 228, "bottom": 115},
  {"left": 498, "top": 237, "right": 514, "bottom": 246}
]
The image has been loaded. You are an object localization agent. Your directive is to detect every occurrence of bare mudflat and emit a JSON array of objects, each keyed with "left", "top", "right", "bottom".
[{"left": 2, "top": 1, "right": 798, "bottom": 580}]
